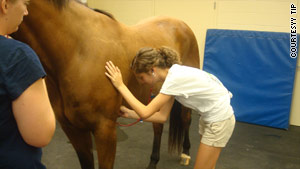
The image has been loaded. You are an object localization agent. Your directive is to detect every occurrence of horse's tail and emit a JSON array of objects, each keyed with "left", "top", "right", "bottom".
[{"left": 168, "top": 100, "right": 185, "bottom": 154}]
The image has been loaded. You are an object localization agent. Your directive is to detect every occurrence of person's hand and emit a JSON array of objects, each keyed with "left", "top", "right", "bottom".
[
  {"left": 119, "top": 106, "right": 130, "bottom": 118},
  {"left": 105, "top": 61, "right": 124, "bottom": 89}
]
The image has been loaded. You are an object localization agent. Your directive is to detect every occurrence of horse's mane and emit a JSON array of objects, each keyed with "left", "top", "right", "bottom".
[
  {"left": 93, "top": 9, "right": 116, "bottom": 20},
  {"left": 46, "top": 0, "right": 115, "bottom": 20}
]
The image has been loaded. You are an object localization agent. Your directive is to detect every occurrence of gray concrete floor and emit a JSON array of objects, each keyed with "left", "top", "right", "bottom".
[{"left": 42, "top": 113, "right": 300, "bottom": 169}]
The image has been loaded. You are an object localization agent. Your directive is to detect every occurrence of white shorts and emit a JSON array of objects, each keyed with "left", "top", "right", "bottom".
[{"left": 199, "top": 114, "right": 236, "bottom": 147}]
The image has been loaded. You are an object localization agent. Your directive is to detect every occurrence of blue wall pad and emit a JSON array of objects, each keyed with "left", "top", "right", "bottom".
[{"left": 203, "top": 29, "right": 299, "bottom": 129}]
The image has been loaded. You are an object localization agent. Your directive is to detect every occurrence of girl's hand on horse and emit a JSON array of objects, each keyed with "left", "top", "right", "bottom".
[
  {"left": 120, "top": 106, "right": 142, "bottom": 119},
  {"left": 105, "top": 61, "right": 124, "bottom": 89},
  {"left": 119, "top": 106, "right": 130, "bottom": 118}
]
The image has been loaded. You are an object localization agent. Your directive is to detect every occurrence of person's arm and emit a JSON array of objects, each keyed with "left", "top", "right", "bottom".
[
  {"left": 117, "top": 85, "right": 173, "bottom": 119},
  {"left": 120, "top": 95, "right": 174, "bottom": 123},
  {"left": 105, "top": 61, "right": 173, "bottom": 120},
  {"left": 12, "top": 78, "right": 56, "bottom": 147}
]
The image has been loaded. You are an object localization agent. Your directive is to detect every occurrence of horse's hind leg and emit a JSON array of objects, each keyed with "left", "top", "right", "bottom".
[
  {"left": 147, "top": 123, "right": 164, "bottom": 169},
  {"left": 180, "top": 107, "right": 192, "bottom": 166},
  {"left": 60, "top": 123, "right": 94, "bottom": 169}
]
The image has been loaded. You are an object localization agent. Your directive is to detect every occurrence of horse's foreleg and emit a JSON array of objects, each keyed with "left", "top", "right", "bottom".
[
  {"left": 180, "top": 108, "right": 192, "bottom": 166},
  {"left": 146, "top": 123, "right": 164, "bottom": 169},
  {"left": 93, "top": 118, "right": 117, "bottom": 169},
  {"left": 60, "top": 123, "right": 94, "bottom": 169}
]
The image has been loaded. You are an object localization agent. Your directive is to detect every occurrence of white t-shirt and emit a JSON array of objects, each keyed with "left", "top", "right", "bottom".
[{"left": 160, "top": 64, "right": 234, "bottom": 123}]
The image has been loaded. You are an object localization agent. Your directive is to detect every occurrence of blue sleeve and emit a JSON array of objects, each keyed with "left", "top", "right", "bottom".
[{"left": 2, "top": 44, "right": 46, "bottom": 100}]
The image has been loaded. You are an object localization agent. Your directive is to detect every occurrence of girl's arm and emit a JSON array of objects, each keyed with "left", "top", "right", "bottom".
[
  {"left": 121, "top": 95, "right": 174, "bottom": 123},
  {"left": 117, "top": 85, "right": 173, "bottom": 119},
  {"left": 105, "top": 61, "right": 173, "bottom": 121}
]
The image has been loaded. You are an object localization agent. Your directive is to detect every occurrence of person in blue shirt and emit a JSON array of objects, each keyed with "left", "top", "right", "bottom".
[{"left": 0, "top": 0, "right": 56, "bottom": 168}]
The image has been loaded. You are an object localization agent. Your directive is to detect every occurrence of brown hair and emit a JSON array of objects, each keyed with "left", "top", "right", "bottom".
[{"left": 131, "top": 46, "right": 182, "bottom": 74}]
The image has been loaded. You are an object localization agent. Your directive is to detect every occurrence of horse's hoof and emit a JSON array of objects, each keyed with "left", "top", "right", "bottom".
[
  {"left": 180, "top": 153, "right": 191, "bottom": 166},
  {"left": 146, "top": 162, "right": 157, "bottom": 169}
]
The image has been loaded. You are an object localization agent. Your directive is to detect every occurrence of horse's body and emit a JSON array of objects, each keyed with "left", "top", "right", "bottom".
[{"left": 12, "top": 0, "right": 199, "bottom": 169}]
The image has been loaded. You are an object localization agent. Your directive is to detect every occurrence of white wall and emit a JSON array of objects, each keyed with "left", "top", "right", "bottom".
[{"left": 88, "top": 0, "right": 300, "bottom": 126}]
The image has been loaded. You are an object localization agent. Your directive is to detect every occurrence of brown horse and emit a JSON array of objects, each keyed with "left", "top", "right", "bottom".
[{"left": 12, "top": 0, "right": 199, "bottom": 169}]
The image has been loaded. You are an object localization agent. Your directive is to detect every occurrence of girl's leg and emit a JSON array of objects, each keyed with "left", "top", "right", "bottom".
[{"left": 193, "top": 143, "right": 222, "bottom": 169}]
